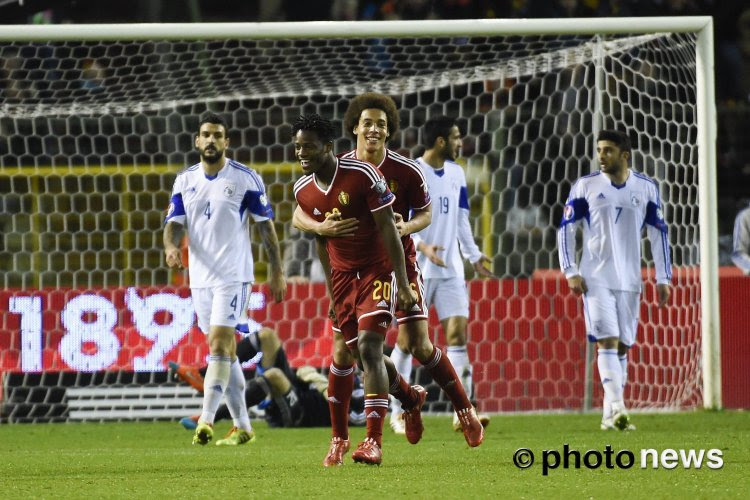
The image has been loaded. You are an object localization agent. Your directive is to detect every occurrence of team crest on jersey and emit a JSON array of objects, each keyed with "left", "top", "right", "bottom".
[
  {"left": 224, "top": 182, "right": 236, "bottom": 197},
  {"left": 374, "top": 178, "right": 388, "bottom": 195},
  {"left": 388, "top": 179, "right": 398, "bottom": 193},
  {"left": 338, "top": 191, "right": 350, "bottom": 205},
  {"left": 630, "top": 193, "right": 641, "bottom": 207}
]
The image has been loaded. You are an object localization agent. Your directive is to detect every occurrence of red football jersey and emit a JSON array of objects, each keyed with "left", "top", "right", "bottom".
[
  {"left": 340, "top": 149, "right": 431, "bottom": 260},
  {"left": 293, "top": 157, "right": 395, "bottom": 272}
]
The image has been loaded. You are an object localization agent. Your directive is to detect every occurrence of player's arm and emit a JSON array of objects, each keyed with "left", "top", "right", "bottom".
[
  {"left": 394, "top": 203, "right": 432, "bottom": 237},
  {"left": 558, "top": 185, "right": 587, "bottom": 295},
  {"left": 292, "top": 205, "right": 358, "bottom": 237},
  {"left": 313, "top": 235, "right": 337, "bottom": 322},
  {"left": 372, "top": 206, "right": 417, "bottom": 310},
  {"left": 644, "top": 191, "right": 672, "bottom": 307},
  {"left": 731, "top": 209, "right": 750, "bottom": 275},
  {"left": 456, "top": 191, "right": 494, "bottom": 278},
  {"left": 163, "top": 186, "right": 187, "bottom": 270},
  {"left": 257, "top": 219, "right": 287, "bottom": 303},
  {"left": 413, "top": 230, "right": 447, "bottom": 267},
  {"left": 163, "top": 221, "right": 185, "bottom": 269}
]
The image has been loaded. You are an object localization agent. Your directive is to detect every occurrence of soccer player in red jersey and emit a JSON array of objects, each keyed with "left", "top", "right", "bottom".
[
  {"left": 294, "top": 94, "right": 484, "bottom": 451},
  {"left": 292, "top": 114, "right": 423, "bottom": 466}
]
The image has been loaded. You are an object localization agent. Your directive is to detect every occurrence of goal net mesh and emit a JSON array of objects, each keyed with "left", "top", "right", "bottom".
[{"left": 0, "top": 29, "right": 702, "bottom": 421}]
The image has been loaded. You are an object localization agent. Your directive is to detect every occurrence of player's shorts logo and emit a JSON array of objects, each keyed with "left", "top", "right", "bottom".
[{"left": 338, "top": 191, "right": 350, "bottom": 205}]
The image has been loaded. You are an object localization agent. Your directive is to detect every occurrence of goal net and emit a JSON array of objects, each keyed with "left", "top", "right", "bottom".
[{"left": 0, "top": 19, "right": 715, "bottom": 421}]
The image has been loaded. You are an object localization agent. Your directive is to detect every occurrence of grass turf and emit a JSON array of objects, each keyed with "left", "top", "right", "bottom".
[{"left": 0, "top": 412, "right": 748, "bottom": 498}]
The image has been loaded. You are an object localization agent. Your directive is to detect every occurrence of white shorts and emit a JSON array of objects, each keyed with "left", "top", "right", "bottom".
[
  {"left": 191, "top": 282, "right": 253, "bottom": 334},
  {"left": 423, "top": 276, "right": 469, "bottom": 321},
  {"left": 582, "top": 286, "right": 640, "bottom": 346}
]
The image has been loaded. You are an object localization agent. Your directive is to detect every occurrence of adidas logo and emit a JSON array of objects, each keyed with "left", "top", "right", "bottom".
[
  {"left": 597, "top": 193, "right": 606, "bottom": 199},
  {"left": 378, "top": 321, "right": 388, "bottom": 328},
  {"left": 328, "top": 396, "right": 341, "bottom": 404},
  {"left": 366, "top": 412, "right": 382, "bottom": 419},
  {"left": 313, "top": 208, "right": 321, "bottom": 215},
  {"left": 376, "top": 300, "right": 388, "bottom": 308},
  {"left": 227, "top": 313, "right": 236, "bottom": 320},
  {"left": 410, "top": 304, "right": 421, "bottom": 311}
]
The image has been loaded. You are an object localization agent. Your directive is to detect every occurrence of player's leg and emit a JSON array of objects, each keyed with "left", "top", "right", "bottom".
[
  {"left": 586, "top": 287, "right": 625, "bottom": 430},
  {"left": 189, "top": 287, "right": 220, "bottom": 444},
  {"left": 353, "top": 327, "right": 389, "bottom": 465},
  {"left": 322, "top": 324, "right": 356, "bottom": 467},
  {"left": 434, "top": 277, "right": 488, "bottom": 438},
  {"left": 612, "top": 290, "right": 640, "bottom": 431},
  {"left": 388, "top": 327, "right": 413, "bottom": 433},
  {"left": 388, "top": 260, "right": 424, "bottom": 431},
  {"left": 216, "top": 283, "right": 255, "bottom": 444}
]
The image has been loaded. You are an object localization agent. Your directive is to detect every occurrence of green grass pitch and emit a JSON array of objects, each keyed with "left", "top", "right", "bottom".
[{"left": 1, "top": 412, "right": 748, "bottom": 498}]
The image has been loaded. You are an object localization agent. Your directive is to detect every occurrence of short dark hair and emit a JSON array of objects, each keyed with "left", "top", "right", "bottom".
[
  {"left": 423, "top": 115, "right": 457, "bottom": 147},
  {"left": 343, "top": 92, "right": 400, "bottom": 140},
  {"left": 597, "top": 129, "right": 631, "bottom": 153},
  {"left": 292, "top": 113, "right": 336, "bottom": 144},
  {"left": 198, "top": 112, "right": 228, "bottom": 132}
]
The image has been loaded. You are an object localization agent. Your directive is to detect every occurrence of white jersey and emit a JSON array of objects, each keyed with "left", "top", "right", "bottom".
[
  {"left": 557, "top": 170, "right": 672, "bottom": 292},
  {"left": 412, "top": 157, "right": 483, "bottom": 279},
  {"left": 731, "top": 204, "right": 750, "bottom": 275},
  {"left": 165, "top": 159, "right": 273, "bottom": 287}
]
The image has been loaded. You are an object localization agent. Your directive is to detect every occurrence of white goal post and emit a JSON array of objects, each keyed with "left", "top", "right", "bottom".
[{"left": 0, "top": 17, "right": 720, "bottom": 420}]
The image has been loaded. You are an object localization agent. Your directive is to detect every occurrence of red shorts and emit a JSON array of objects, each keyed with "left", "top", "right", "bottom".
[
  {"left": 330, "top": 266, "right": 395, "bottom": 350},
  {"left": 394, "top": 257, "right": 428, "bottom": 323}
]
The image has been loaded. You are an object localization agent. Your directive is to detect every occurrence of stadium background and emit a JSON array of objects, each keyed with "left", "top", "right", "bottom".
[{"left": 0, "top": 1, "right": 748, "bottom": 423}]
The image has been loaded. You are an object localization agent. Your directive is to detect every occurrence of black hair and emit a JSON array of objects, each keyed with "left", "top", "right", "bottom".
[
  {"left": 197, "top": 112, "right": 228, "bottom": 135},
  {"left": 597, "top": 129, "right": 631, "bottom": 153},
  {"left": 423, "top": 115, "right": 457, "bottom": 147},
  {"left": 343, "top": 92, "right": 400, "bottom": 139},
  {"left": 291, "top": 114, "right": 336, "bottom": 144}
]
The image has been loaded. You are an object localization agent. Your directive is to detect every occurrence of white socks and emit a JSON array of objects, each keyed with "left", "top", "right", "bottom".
[
  {"left": 447, "top": 345, "right": 473, "bottom": 400},
  {"left": 200, "top": 354, "right": 231, "bottom": 424},
  {"left": 389, "top": 345, "right": 413, "bottom": 417},
  {"left": 226, "top": 358, "right": 253, "bottom": 432},
  {"left": 597, "top": 348, "right": 624, "bottom": 420}
]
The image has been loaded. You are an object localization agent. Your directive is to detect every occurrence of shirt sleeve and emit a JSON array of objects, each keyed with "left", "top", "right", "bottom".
[
  {"left": 366, "top": 169, "right": 395, "bottom": 212},
  {"left": 164, "top": 173, "right": 186, "bottom": 225},
  {"left": 456, "top": 173, "right": 483, "bottom": 264},
  {"left": 240, "top": 170, "right": 274, "bottom": 221},
  {"left": 407, "top": 160, "right": 431, "bottom": 211},
  {"left": 731, "top": 207, "right": 750, "bottom": 275},
  {"left": 557, "top": 180, "right": 588, "bottom": 278},
  {"left": 644, "top": 182, "right": 672, "bottom": 284}
]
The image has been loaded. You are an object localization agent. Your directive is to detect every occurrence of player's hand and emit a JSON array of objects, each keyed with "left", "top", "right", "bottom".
[
  {"left": 317, "top": 212, "right": 358, "bottom": 237},
  {"left": 268, "top": 271, "right": 287, "bottom": 303},
  {"left": 657, "top": 284, "right": 671, "bottom": 307},
  {"left": 421, "top": 243, "right": 446, "bottom": 267},
  {"left": 567, "top": 275, "right": 587, "bottom": 296},
  {"left": 164, "top": 247, "right": 183, "bottom": 269},
  {"left": 397, "top": 286, "right": 418, "bottom": 312},
  {"left": 394, "top": 213, "right": 407, "bottom": 237},
  {"left": 473, "top": 255, "right": 496, "bottom": 278},
  {"left": 328, "top": 305, "right": 337, "bottom": 322}
]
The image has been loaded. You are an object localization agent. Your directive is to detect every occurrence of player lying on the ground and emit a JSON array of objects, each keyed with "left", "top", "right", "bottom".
[{"left": 171, "top": 325, "right": 365, "bottom": 429}]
